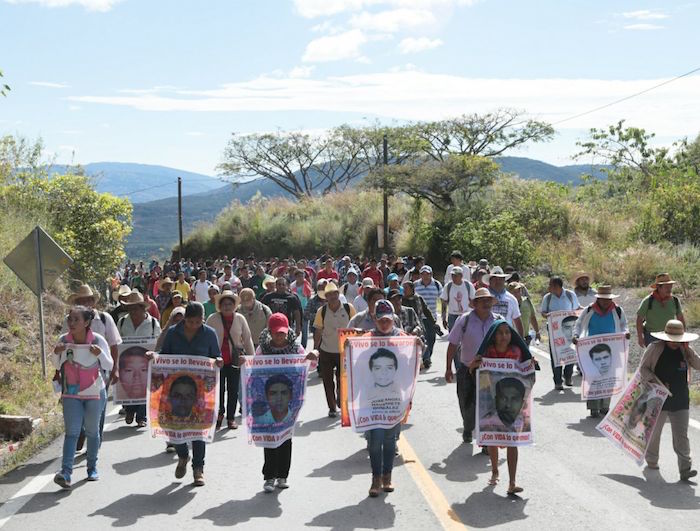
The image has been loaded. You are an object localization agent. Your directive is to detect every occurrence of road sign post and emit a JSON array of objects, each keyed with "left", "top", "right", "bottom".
[{"left": 3, "top": 226, "right": 73, "bottom": 377}]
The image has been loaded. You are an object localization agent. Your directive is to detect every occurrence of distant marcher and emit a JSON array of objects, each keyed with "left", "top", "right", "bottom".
[
  {"left": 352, "top": 278, "right": 375, "bottom": 313},
  {"left": 413, "top": 266, "right": 442, "bottom": 369},
  {"left": 636, "top": 273, "right": 685, "bottom": 348},
  {"left": 485, "top": 267, "right": 524, "bottom": 337},
  {"left": 573, "top": 272, "right": 597, "bottom": 307},
  {"left": 237, "top": 288, "right": 272, "bottom": 348},
  {"left": 174, "top": 271, "right": 191, "bottom": 301},
  {"left": 202, "top": 284, "right": 220, "bottom": 318},
  {"left": 507, "top": 282, "right": 540, "bottom": 345},
  {"left": 541, "top": 276, "right": 580, "bottom": 390},
  {"left": 446, "top": 250, "right": 472, "bottom": 283},
  {"left": 261, "top": 277, "right": 303, "bottom": 338}
]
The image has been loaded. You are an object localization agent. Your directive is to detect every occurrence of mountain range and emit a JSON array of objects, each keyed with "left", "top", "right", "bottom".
[{"left": 65, "top": 158, "right": 605, "bottom": 258}]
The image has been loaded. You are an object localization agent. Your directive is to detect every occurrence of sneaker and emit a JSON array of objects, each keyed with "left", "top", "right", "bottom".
[
  {"left": 227, "top": 420, "right": 238, "bottom": 430},
  {"left": 462, "top": 432, "right": 473, "bottom": 444},
  {"left": 555, "top": 384, "right": 564, "bottom": 391},
  {"left": 264, "top": 479, "right": 276, "bottom": 492},
  {"left": 118, "top": 407, "right": 126, "bottom": 415},
  {"left": 193, "top": 467, "right": 205, "bottom": 487},
  {"left": 75, "top": 431, "right": 86, "bottom": 453},
  {"left": 125, "top": 411, "right": 135, "bottom": 425},
  {"left": 328, "top": 409, "right": 338, "bottom": 418},
  {"left": 681, "top": 469, "right": 698, "bottom": 481},
  {"left": 137, "top": 420, "right": 147, "bottom": 428},
  {"left": 564, "top": 377, "right": 573, "bottom": 387},
  {"left": 423, "top": 359, "right": 432, "bottom": 369},
  {"left": 165, "top": 444, "right": 176, "bottom": 454},
  {"left": 54, "top": 473, "right": 71, "bottom": 490},
  {"left": 175, "top": 456, "right": 190, "bottom": 479},
  {"left": 276, "top": 478, "right": 289, "bottom": 489},
  {"left": 87, "top": 469, "right": 99, "bottom": 481}
]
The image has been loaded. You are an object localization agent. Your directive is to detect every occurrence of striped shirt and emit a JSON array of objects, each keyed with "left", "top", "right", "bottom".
[{"left": 413, "top": 278, "right": 442, "bottom": 319}]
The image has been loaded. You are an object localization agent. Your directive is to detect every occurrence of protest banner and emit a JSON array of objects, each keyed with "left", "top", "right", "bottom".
[
  {"left": 547, "top": 310, "right": 581, "bottom": 367},
  {"left": 57, "top": 344, "right": 103, "bottom": 399},
  {"left": 476, "top": 358, "right": 536, "bottom": 447},
  {"left": 240, "top": 355, "right": 310, "bottom": 448},
  {"left": 576, "top": 333, "right": 628, "bottom": 400},
  {"left": 147, "top": 354, "right": 219, "bottom": 444},
  {"left": 345, "top": 335, "right": 421, "bottom": 433},
  {"left": 596, "top": 370, "right": 669, "bottom": 465},
  {"left": 339, "top": 328, "right": 366, "bottom": 428},
  {"left": 113, "top": 337, "right": 154, "bottom": 405}
]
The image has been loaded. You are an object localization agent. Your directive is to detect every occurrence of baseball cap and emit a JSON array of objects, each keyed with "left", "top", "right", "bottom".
[
  {"left": 362, "top": 278, "right": 375, "bottom": 288},
  {"left": 374, "top": 300, "right": 394, "bottom": 320},
  {"left": 420, "top": 265, "right": 433, "bottom": 274},
  {"left": 268, "top": 313, "right": 289, "bottom": 334},
  {"left": 451, "top": 266, "right": 464, "bottom": 276},
  {"left": 387, "top": 273, "right": 399, "bottom": 281}
]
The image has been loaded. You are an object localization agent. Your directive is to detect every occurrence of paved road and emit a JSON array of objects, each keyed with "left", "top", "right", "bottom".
[{"left": 1, "top": 336, "right": 699, "bottom": 530}]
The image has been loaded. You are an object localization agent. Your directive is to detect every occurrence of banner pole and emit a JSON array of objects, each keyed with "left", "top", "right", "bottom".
[{"left": 34, "top": 227, "right": 47, "bottom": 378}]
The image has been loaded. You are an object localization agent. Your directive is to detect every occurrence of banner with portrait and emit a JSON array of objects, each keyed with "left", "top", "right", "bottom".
[
  {"left": 346, "top": 335, "right": 421, "bottom": 433},
  {"left": 113, "top": 337, "right": 155, "bottom": 405},
  {"left": 547, "top": 310, "right": 581, "bottom": 367},
  {"left": 596, "top": 370, "right": 669, "bottom": 465},
  {"left": 575, "top": 333, "right": 628, "bottom": 400},
  {"left": 240, "top": 355, "right": 309, "bottom": 448},
  {"left": 147, "top": 354, "right": 219, "bottom": 444},
  {"left": 339, "top": 328, "right": 367, "bottom": 428},
  {"left": 57, "top": 344, "right": 103, "bottom": 400},
  {"left": 476, "top": 358, "right": 536, "bottom": 447}
]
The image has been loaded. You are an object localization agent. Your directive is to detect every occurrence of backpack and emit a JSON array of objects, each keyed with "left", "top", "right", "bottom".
[
  {"left": 444, "top": 281, "right": 472, "bottom": 304},
  {"left": 544, "top": 290, "right": 575, "bottom": 313},
  {"left": 583, "top": 305, "right": 622, "bottom": 319},
  {"left": 321, "top": 303, "right": 352, "bottom": 326},
  {"left": 98, "top": 311, "right": 106, "bottom": 326},
  {"left": 118, "top": 315, "right": 157, "bottom": 336},
  {"left": 647, "top": 295, "right": 680, "bottom": 313}
]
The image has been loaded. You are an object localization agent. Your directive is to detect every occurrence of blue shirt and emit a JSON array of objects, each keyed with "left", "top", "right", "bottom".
[
  {"left": 587, "top": 311, "right": 615, "bottom": 337},
  {"left": 414, "top": 279, "right": 442, "bottom": 318},
  {"left": 160, "top": 321, "right": 221, "bottom": 358},
  {"left": 541, "top": 289, "right": 580, "bottom": 313}
]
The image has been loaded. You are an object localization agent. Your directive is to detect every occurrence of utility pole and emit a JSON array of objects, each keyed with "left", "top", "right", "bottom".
[
  {"left": 177, "top": 176, "right": 183, "bottom": 260},
  {"left": 382, "top": 134, "right": 389, "bottom": 253}
]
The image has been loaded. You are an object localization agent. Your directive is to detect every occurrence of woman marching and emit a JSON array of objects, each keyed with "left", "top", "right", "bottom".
[
  {"left": 471, "top": 319, "right": 536, "bottom": 495},
  {"left": 206, "top": 290, "right": 255, "bottom": 429},
  {"left": 52, "top": 306, "right": 114, "bottom": 489},
  {"left": 253, "top": 313, "right": 317, "bottom": 492}
]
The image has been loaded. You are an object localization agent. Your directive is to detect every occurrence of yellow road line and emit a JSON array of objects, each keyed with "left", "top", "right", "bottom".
[{"left": 398, "top": 437, "right": 468, "bottom": 531}]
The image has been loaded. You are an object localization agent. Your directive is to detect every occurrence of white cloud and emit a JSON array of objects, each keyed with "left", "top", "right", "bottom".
[
  {"left": 399, "top": 37, "right": 443, "bottom": 53},
  {"left": 622, "top": 9, "right": 669, "bottom": 20},
  {"left": 289, "top": 65, "right": 315, "bottom": 78},
  {"left": 294, "top": 0, "right": 477, "bottom": 18},
  {"left": 302, "top": 29, "right": 367, "bottom": 62},
  {"left": 29, "top": 81, "right": 69, "bottom": 88},
  {"left": 68, "top": 71, "right": 700, "bottom": 137},
  {"left": 349, "top": 8, "right": 436, "bottom": 32},
  {"left": 5, "top": 0, "right": 122, "bottom": 11},
  {"left": 623, "top": 23, "right": 664, "bottom": 31}
]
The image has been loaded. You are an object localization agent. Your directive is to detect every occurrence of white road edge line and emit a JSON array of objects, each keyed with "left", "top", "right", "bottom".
[
  {"left": 529, "top": 346, "right": 700, "bottom": 432},
  {"left": 0, "top": 405, "right": 122, "bottom": 529}
]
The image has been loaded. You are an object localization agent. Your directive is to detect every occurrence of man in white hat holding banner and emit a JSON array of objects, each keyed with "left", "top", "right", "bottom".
[{"left": 640, "top": 319, "right": 700, "bottom": 481}]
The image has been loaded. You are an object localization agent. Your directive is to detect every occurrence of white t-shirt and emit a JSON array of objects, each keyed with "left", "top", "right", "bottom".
[
  {"left": 342, "top": 282, "right": 360, "bottom": 301},
  {"left": 353, "top": 294, "right": 368, "bottom": 313},
  {"left": 445, "top": 263, "right": 472, "bottom": 283},
  {"left": 490, "top": 290, "right": 522, "bottom": 326},
  {"left": 192, "top": 279, "right": 213, "bottom": 303},
  {"left": 440, "top": 281, "right": 475, "bottom": 316}
]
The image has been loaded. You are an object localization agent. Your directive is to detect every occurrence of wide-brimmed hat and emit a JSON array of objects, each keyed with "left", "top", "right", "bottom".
[
  {"left": 263, "top": 275, "right": 276, "bottom": 287},
  {"left": 595, "top": 285, "right": 619, "bottom": 300},
  {"left": 483, "top": 266, "right": 508, "bottom": 285},
  {"left": 573, "top": 272, "right": 592, "bottom": 285},
  {"left": 112, "top": 284, "right": 132, "bottom": 302},
  {"left": 122, "top": 290, "right": 149, "bottom": 309},
  {"left": 650, "top": 320, "right": 698, "bottom": 343},
  {"left": 68, "top": 284, "right": 100, "bottom": 305},
  {"left": 651, "top": 273, "right": 677, "bottom": 289},
  {"left": 473, "top": 287, "right": 496, "bottom": 301},
  {"left": 507, "top": 281, "right": 524, "bottom": 292},
  {"left": 158, "top": 277, "right": 175, "bottom": 290},
  {"left": 324, "top": 282, "right": 340, "bottom": 296},
  {"left": 215, "top": 290, "right": 240, "bottom": 311}
]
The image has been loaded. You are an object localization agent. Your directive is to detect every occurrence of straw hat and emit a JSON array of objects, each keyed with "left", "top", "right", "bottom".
[
  {"left": 595, "top": 285, "right": 619, "bottom": 300},
  {"left": 159, "top": 277, "right": 175, "bottom": 290},
  {"left": 650, "top": 273, "right": 676, "bottom": 289},
  {"left": 68, "top": 284, "right": 100, "bottom": 305},
  {"left": 473, "top": 287, "right": 496, "bottom": 301},
  {"left": 122, "top": 290, "right": 149, "bottom": 309},
  {"left": 112, "top": 284, "right": 132, "bottom": 302},
  {"left": 215, "top": 290, "right": 240, "bottom": 312},
  {"left": 324, "top": 282, "right": 340, "bottom": 296},
  {"left": 483, "top": 266, "right": 508, "bottom": 286},
  {"left": 650, "top": 320, "right": 698, "bottom": 343},
  {"left": 573, "top": 272, "right": 592, "bottom": 285}
]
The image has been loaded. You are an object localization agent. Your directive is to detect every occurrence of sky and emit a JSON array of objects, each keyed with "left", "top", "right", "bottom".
[{"left": 1, "top": 0, "right": 699, "bottom": 175}]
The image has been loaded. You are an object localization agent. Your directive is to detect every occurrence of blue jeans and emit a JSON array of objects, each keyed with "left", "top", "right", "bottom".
[
  {"left": 422, "top": 318, "right": 436, "bottom": 362},
  {"left": 301, "top": 318, "right": 309, "bottom": 349},
  {"left": 176, "top": 440, "right": 206, "bottom": 469},
  {"left": 61, "top": 390, "right": 106, "bottom": 478},
  {"left": 367, "top": 424, "right": 401, "bottom": 476},
  {"left": 447, "top": 313, "right": 463, "bottom": 371}
]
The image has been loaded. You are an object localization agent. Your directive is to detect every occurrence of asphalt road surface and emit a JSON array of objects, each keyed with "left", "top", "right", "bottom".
[{"left": 1, "top": 336, "right": 699, "bottom": 530}]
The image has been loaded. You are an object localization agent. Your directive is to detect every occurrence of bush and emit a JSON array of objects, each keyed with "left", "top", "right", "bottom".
[
  {"left": 449, "top": 211, "right": 534, "bottom": 269},
  {"left": 636, "top": 181, "right": 700, "bottom": 245}
]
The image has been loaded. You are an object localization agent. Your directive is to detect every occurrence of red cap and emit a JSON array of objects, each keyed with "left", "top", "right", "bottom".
[{"left": 268, "top": 313, "right": 289, "bottom": 334}]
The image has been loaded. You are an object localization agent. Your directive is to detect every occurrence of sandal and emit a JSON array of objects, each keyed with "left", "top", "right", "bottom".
[
  {"left": 488, "top": 473, "right": 499, "bottom": 486},
  {"left": 507, "top": 485, "right": 524, "bottom": 495}
]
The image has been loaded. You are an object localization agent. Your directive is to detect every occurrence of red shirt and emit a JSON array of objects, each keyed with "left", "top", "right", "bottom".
[
  {"left": 220, "top": 314, "right": 234, "bottom": 365},
  {"left": 485, "top": 344, "right": 522, "bottom": 361},
  {"left": 317, "top": 269, "right": 339, "bottom": 282},
  {"left": 362, "top": 267, "right": 383, "bottom": 288}
]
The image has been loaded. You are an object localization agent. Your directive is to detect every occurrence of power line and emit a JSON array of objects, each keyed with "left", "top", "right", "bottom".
[
  {"left": 553, "top": 66, "right": 700, "bottom": 126},
  {"left": 115, "top": 180, "right": 178, "bottom": 197}
]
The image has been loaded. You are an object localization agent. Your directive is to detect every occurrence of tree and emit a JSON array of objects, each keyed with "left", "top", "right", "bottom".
[
  {"left": 365, "top": 154, "right": 500, "bottom": 210},
  {"left": 414, "top": 109, "right": 554, "bottom": 161}
]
